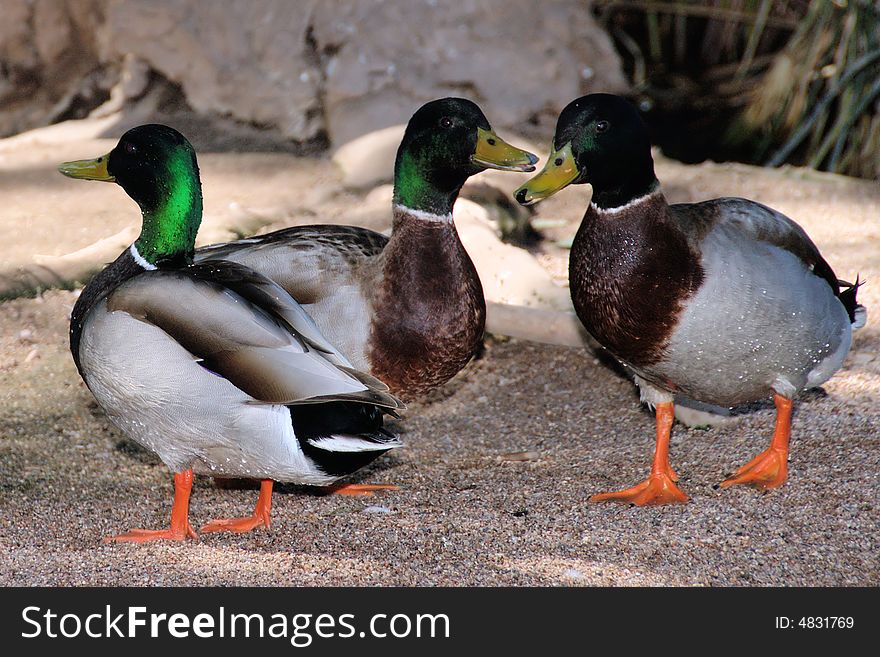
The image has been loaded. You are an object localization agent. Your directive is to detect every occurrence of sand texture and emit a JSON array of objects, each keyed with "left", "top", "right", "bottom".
[{"left": 1, "top": 125, "right": 878, "bottom": 586}]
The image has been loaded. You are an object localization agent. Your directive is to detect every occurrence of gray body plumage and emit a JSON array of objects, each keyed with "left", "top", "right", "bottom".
[
  {"left": 197, "top": 226, "right": 387, "bottom": 371},
  {"left": 195, "top": 216, "right": 488, "bottom": 400},
  {"left": 77, "top": 259, "right": 401, "bottom": 484},
  {"left": 631, "top": 197, "right": 858, "bottom": 406}
]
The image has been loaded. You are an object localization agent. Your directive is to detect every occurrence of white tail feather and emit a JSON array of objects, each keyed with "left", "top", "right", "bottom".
[
  {"left": 307, "top": 434, "right": 402, "bottom": 453},
  {"left": 852, "top": 305, "right": 867, "bottom": 330}
]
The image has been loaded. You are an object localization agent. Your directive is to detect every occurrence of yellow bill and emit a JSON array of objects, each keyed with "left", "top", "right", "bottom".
[
  {"left": 58, "top": 154, "right": 115, "bottom": 182},
  {"left": 514, "top": 142, "right": 579, "bottom": 205},
  {"left": 472, "top": 127, "right": 538, "bottom": 172}
]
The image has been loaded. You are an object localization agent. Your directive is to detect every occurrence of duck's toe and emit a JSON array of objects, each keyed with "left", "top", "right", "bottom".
[
  {"left": 327, "top": 483, "right": 400, "bottom": 497},
  {"left": 720, "top": 447, "right": 788, "bottom": 490},
  {"left": 591, "top": 472, "right": 688, "bottom": 506},
  {"left": 104, "top": 468, "right": 198, "bottom": 543},
  {"left": 201, "top": 478, "right": 273, "bottom": 534},
  {"left": 200, "top": 513, "right": 269, "bottom": 534},
  {"left": 104, "top": 524, "right": 198, "bottom": 543}
]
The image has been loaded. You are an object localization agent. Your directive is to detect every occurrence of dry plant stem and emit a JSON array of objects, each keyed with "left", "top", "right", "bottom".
[
  {"left": 767, "top": 49, "right": 880, "bottom": 166},
  {"left": 826, "top": 77, "right": 880, "bottom": 172},
  {"left": 594, "top": 0, "right": 798, "bottom": 29},
  {"left": 736, "top": 0, "right": 772, "bottom": 80}
]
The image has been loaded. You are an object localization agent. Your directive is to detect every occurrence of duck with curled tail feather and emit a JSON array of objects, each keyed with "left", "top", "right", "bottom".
[
  {"left": 516, "top": 93, "right": 866, "bottom": 505},
  {"left": 60, "top": 125, "right": 404, "bottom": 541}
]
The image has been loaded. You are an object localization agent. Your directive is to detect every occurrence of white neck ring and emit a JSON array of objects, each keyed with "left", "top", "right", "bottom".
[
  {"left": 394, "top": 204, "right": 454, "bottom": 224},
  {"left": 129, "top": 243, "right": 158, "bottom": 270},
  {"left": 591, "top": 189, "right": 661, "bottom": 215}
]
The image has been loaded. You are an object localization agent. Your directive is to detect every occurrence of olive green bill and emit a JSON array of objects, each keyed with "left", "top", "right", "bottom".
[
  {"left": 58, "top": 154, "right": 115, "bottom": 182},
  {"left": 472, "top": 127, "right": 538, "bottom": 172},
  {"left": 514, "top": 142, "right": 578, "bottom": 205}
]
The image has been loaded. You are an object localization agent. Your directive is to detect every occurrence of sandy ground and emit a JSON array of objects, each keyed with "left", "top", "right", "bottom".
[{"left": 0, "top": 120, "right": 878, "bottom": 586}]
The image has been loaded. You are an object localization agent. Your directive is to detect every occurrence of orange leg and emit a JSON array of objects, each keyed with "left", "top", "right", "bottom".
[
  {"left": 105, "top": 469, "right": 198, "bottom": 543},
  {"left": 201, "top": 479, "right": 274, "bottom": 534},
  {"left": 327, "top": 483, "right": 400, "bottom": 497},
  {"left": 591, "top": 402, "right": 689, "bottom": 505},
  {"left": 721, "top": 394, "right": 791, "bottom": 490}
]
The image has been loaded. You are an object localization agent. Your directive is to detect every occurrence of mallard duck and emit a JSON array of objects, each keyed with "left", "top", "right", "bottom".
[
  {"left": 515, "top": 93, "right": 866, "bottom": 505},
  {"left": 196, "top": 97, "right": 538, "bottom": 399},
  {"left": 60, "top": 125, "right": 405, "bottom": 541}
]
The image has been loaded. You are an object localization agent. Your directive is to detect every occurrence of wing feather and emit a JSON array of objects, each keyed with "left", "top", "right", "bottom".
[
  {"left": 672, "top": 197, "right": 841, "bottom": 295},
  {"left": 106, "top": 262, "right": 402, "bottom": 409},
  {"left": 195, "top": 224, "right": 388, "bottom": 306}
]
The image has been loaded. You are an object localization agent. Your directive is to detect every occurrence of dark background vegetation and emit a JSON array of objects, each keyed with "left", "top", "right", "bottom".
[{"left": 599, "top": 0, "right": 879, "bottom": 179}]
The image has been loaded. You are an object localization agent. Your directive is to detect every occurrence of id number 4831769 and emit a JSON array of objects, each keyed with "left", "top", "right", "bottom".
[{"left": 775, "top": 617, "right": 854, "bottom": 629}]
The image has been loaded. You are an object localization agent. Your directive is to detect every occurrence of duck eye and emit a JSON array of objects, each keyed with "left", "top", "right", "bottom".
[
  {"left": 124, "top": 142, "right": 138, "bottom": 155},
  {"left": 439, "top": 117, "right": 453, "bottom": 129},
  {"left": 554, "top": 157, "right": 564, "bottom": 166},
  {"left": 596, "top": 120, "right": 610, "bottom": 134}
]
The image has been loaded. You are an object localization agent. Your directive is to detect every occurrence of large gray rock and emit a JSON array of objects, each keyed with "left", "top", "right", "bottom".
[
  {"left": 312, "top": 0, "right": 628, "bottom": 145},
  {"left": 0, "top": 0, "right": 107, "bottom": 137},
  {"left": 101, "top": 0, "right": 325, "bottom": 142},
  {"left": 1, "top": 0, "right": 627, "bottom": 145}
]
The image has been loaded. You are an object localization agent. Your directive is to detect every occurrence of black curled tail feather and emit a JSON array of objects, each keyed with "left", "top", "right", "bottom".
[
  {"left": 289, "top": 400, "right": 401, "bottom": 478},
  {"left": 837, "top": 276, "right": 866, "bottom": 327},
  {"left": 289, "top": 400, "right": 391, "bottom": 438}
]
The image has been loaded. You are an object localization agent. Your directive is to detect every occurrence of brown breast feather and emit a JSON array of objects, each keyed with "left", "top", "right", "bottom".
[
  {"left": 367, "top": 211, "right": 486, "bottom": 398},
  {"left": 568, "top": 193, "right": 705, "bottom": 368}
]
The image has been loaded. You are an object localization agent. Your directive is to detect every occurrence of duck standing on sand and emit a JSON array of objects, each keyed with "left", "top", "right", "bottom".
[
  {"left": 60, "top": 125, "right": 404, "bottom": 541},
  {"left": 515, "top": 93, "right": 865, "bottom": 505},
  {"left": 197, "top": 98, "right": 538, "bottom": 399}
]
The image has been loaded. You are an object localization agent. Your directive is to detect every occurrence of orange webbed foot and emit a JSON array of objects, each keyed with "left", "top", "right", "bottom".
[
  {"left": 721, "top": 394, "right": 792, "bottom": 491},
  {"left": 591, "top": 472, "right": 688, "bottom": 506},
  {"left": 104, "top": 524, "right": 198, "bottom": 543},
  {"left": 591, "top": 401, "right": 687, "bottom": 505},
  {"left": 200, "top": 512, "right": 270, "bottom": 534},
  {"left": 720, "top": 447, "right": 788, "bottom": 490},
  {"left": 329, "top": 483, "right": 400, "bottom": 497},
  {"left": 201, "top": 479, "right": 273, "bottom": 535},
  {"left": 105, "top": 469, "right": 197, "bottom": 543}
]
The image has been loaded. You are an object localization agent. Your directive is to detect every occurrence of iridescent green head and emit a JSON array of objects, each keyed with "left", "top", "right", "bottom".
[
  {"left": 515, "top": 94, "right": 658, "bottom": 210},
  {"left": 59, "top": 124, "right": 202, "bottom": 266},
  {"left": 393, "top": 98, "right": 538, "bottom": 216}
]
